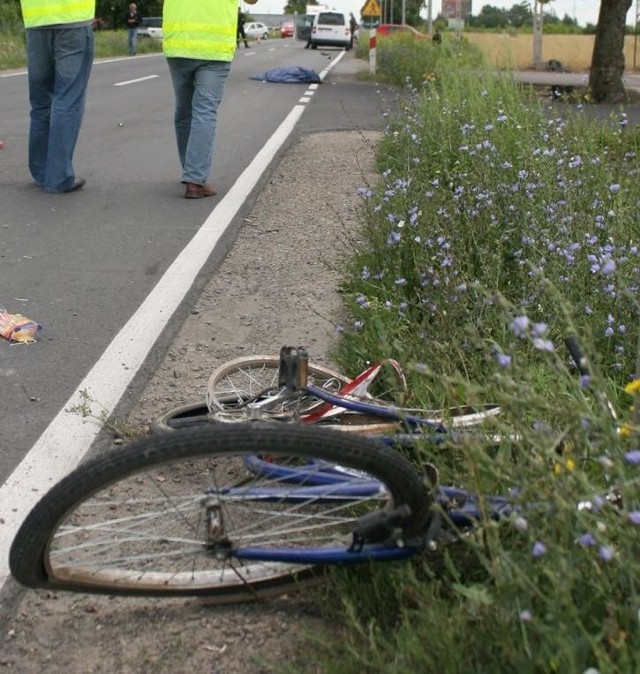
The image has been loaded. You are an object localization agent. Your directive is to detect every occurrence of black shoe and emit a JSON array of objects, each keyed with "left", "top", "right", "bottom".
[{"left": 64, "top": 178, "right": 86, "bottom": 193}]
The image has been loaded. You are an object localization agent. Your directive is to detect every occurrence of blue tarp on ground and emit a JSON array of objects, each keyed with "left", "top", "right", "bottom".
[{"left": 250, "top": 66, "right": 321, "bottom": 84}]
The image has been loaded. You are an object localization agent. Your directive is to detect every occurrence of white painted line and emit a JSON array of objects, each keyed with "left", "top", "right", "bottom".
[
  {"left": 114, "top": 74, "right": 159, "bottom": 86},
  {"left": 0, "top": 103, "right": 307, "bottom": 589},
  {"left": 299, "top": 96, "right": 311, "bottom": 102}
]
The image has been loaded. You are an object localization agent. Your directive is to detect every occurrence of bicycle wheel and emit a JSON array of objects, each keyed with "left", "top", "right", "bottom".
[
  {"left": 10, "top": 425, "right": 430, "bottom": 603},
  {"left": 206, "top": 356, "right": 351, "bottom": 422}
]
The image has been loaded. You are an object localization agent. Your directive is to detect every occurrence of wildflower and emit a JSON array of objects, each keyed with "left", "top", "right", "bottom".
[
  {"left": 578, "top": 533, "right": 596, "bottom": 547},
  {"left": 513, "top": 516, "right": 528, "bottom": 532},
  {"left": 533, "top": 338, "right": 554, "bottom": 353},
  {"left": 609, "top": 184, "right": 621, "bottom": 193},
  {"left": 335, "top": 324, "right": 344, "bottom": 334},
  {"left": 496, "top": 353, "right": 512, "bottom": 368},
  {"left": 579, "top": 375, "right": 590, "bottom": 388},
  {"left": 598, "top": 546, "right": 614, "bottom": 562},
  {"left": 394, "top": 278, "right": 407, "bottom": 286},
  {"left": 624, "top": 450, "right": 640, "bottom": 465},
  {"left": 353, "top": 321, "right": 364, "bottom": 332},
  {"left": 532, "top": 541, "right": 547, "bottom": 557},
  {"left": 625, "top": 379, "right": 640, "bottom": 394},
  {"left": 519, "top": 609, "right": 533, "bottom": 622},
  {"left": 628, "top": 511, "right": 640, "bottom": 525},
  {"left": 510, "top": 315, "right": 529, "bottom": 338},
  {"left": 531, "top": 322, "right": 548, "bottom": 338}
]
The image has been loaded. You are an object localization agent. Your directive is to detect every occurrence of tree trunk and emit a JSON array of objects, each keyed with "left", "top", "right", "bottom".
[{"left": 589, "top": 0, "right": 633, "bottom": 102}]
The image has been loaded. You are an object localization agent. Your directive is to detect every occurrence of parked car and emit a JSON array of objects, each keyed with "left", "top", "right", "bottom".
[
  {"left": 138, "top": 16, "right": 163, "bottom": 39},
  {"left": 280, "top": 21, "right": 295, "bottom": 38},
  {"left": 375, "top": 23, "right": 426, "bottom": 38},
  {"left": 309, "top": 11, "right": 350, "bottom": 50},
  {"left": 244, "top": 22, "right": 270, "bottom": 40}
]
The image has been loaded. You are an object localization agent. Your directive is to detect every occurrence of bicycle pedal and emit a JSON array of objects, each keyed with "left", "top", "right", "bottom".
[{"left": 349, "top": 504, "right": 412, "bottom": 551}]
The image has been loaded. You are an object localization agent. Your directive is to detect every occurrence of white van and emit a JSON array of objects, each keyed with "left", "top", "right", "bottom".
[{"left": 310, "top": 11, "right": 351, "bottom": 50}]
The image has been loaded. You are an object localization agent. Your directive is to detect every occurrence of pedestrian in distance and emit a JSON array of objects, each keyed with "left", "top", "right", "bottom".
[
  {"left": 237, "top": 8, "right": 249, "bottom": 48},
  {"left": 163, "top": 0, "right": 259, "bottom": 199},
  {"left": 126, "top": 3, "right": 143, "bottom": 56},
  {"left": 348, "top": 12, "right": 358, "bottom": 50},
  {"left": 19, "top": 0, "right": 94, "bottom": 193}
]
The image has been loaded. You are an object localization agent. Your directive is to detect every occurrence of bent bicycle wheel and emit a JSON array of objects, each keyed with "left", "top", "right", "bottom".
[
  {"left": 10, "top": 425, "right": 430, "bottom": 604},
  {"left": 206, "top": 356, "right": 350, "bottom": 422}
]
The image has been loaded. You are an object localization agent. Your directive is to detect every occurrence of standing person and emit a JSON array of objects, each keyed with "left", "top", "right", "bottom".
[
  {"left": 126, "top": 3, "right": 143, "bottom": 56},
  {"left": 348, "top": 12, "right": 358, "bottom": 50},
  {"left": 20, "top": 0, "right": 94, "bottom": 193},
  {"left": 237, "top": 8, "right": 249, "bottom": 48},
  {"left": 163, "top": 0, "right": 258, "bottom": 199}
]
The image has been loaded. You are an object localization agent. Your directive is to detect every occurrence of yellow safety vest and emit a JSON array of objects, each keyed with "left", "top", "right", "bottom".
[
  {"left": 163, "top": 0, "right": 237, "bottom": 61},
  {"left": 21, "top": 0, "right": 95, "bottom": 28}
]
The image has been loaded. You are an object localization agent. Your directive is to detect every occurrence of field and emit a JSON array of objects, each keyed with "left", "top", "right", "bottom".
[{"left": 466, "top": 32, "right": 640, "bottom": 71}]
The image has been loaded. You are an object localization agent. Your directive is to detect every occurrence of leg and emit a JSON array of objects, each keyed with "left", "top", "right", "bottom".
[
  {"left": 181, "top": 60, "right": 230, "bottom": 185},
  {"left": 167, "top": 57, "right": 195, "bottom": 170},
  {"left": 25, "top": 29, "right": 55, "bottom": 187},
  {"left": 38, "top": 27, "right": 94, "bottom": 193},
  {"left": 131, "top": 27, "right": 138, "bottom": 55}
]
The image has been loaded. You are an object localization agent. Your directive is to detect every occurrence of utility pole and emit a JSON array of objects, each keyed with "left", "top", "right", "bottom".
[
  {"left": 532, "top": 0, "right": 544, "bottom": 68},
  {"left": 427, "top": 0, "right": 432, "bottom": 35}
]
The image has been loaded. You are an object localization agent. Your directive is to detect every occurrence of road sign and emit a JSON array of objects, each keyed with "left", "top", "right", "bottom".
[{"left": 361, "top": 0, "right": 381, "bottom": 17}]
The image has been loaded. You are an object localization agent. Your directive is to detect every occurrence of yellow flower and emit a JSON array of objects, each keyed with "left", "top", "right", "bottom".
[{"left": 625, "top": 379, "right": 640, "bottom": 394}]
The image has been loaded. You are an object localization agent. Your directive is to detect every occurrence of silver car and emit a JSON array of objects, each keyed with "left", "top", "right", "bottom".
[{"left": 244, "top": 22, "right": 270, "bottom": 40}]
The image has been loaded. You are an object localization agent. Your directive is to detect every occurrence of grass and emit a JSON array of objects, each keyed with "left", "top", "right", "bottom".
[
  {"left": 306, "top": 37, "right": 640, "bottom": 674},
  {"left": 0, "top": 30, "right": 163, "bottom": 70}
]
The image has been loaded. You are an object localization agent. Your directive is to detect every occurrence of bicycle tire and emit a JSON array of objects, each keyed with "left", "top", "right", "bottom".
[
  {"left": 10, "top": 425, "right": 430, "bottom": 603},
  {"left": 206, "top": 356, "right": 351, "bottom": 422},
  {"left": 152, "top": 401, "right": 401, "bottom": 436}
]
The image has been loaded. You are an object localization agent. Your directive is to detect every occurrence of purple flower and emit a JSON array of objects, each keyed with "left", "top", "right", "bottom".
[
  {"left": 531, "top": 322, "right": 548, "bottom": 338},
  {"left": 624, "top": 450, "right": 640, "bottom": 465},
  {"left": 533, "top": 338, "right": 554, "bottom": 353},
  {"left": 354, "top": 321, "right": 364, "bottom": 332},
  {"left": 497, "top": 353, "right": 512, "bottom": 368},
  {"left": 598, "top": 546, "right": 614, "bottom": 562},
  {"left": 628, "top": 511, "right": 640, "bottom": 525},
  {"left": 532, "top": 541, "right": 547, "bottom": 557},
  {"left": 394, "top": 278, "right": 407, "bottom": 286},
  {"left": 601, "top": 259, "right": 616, "bottom": 275},
  {"left": 609, "top": 184, "right": 621, "bottom": 193},
  {"left": 579, "top": 375, "right": 591, "bottom": 388},
  {"left": 519, "top": 609, "right": 533, "bottom": 622},
  {"left": 510, "top": 315, "right": 529, "bottom": 338},
  {"left": 578, "top": 533, "right": 596, "bottom": 547}
]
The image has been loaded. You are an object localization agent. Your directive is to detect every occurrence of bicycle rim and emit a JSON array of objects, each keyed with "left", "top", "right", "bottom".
[
  {"left": 10, "top": 425, "right": 429, "bottom": 602},
  {"left": 206, "top": 356, "right": 351, "bottom": 422}
]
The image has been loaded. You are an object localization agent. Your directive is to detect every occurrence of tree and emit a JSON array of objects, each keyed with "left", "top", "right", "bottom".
[
  {"left": 589, "top": 0, "right": 633, "bottom": 102},
  {"left": 283, "top": 0, "right": 305, "bottom": 14}
]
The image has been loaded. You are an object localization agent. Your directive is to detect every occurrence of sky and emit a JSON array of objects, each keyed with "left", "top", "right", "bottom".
[{"left": 243, "top": 1, "right": 607, "bottom": 29}]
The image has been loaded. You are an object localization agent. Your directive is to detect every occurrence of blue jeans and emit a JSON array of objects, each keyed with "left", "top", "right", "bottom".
[
  {"left": 127, "top": 28, "right": 138, "bottom": 55},
  {"left": 167, "top": 58, "right": 231, "bottom": 185},
  {"left": 26, "top": 26, "right": 94, "bottom": 193}
]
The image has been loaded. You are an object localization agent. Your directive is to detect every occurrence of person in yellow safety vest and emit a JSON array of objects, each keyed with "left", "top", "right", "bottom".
[
  {"left": 162, "top": 0, "right": 258, "bottom": 199},
  {"left": 20, "top": 0, "right": 95, "bottom": 193}
]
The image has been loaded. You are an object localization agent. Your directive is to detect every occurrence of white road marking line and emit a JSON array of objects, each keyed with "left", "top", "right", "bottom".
[{"left": 114, "top": 74, "right": 159, "bottom": 86}]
